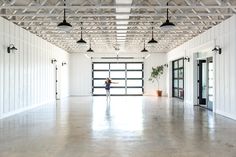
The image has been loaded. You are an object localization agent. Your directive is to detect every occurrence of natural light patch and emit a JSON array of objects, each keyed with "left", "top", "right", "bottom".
[
  {"left": 115, "top": 0, "right": 132, "bottom": 53},
  {"left": 92, "top": 96, "right": 144, "bottom": 136}
]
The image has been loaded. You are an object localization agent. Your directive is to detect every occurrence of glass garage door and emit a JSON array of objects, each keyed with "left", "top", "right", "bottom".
[{"left": 92, "top": 62, "right": 144, "bottom": 96}]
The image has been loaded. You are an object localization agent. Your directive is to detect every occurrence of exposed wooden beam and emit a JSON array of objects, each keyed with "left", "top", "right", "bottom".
[
  {"left": 0, "top": 13, "right": 234, "bottom": 17},
  {"left": 0, "top": 5, "right": 236, "bottom": 9}
]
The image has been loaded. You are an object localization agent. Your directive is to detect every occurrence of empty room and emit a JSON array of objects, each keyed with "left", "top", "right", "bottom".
[{"left": 0, "top": 0, "right": 236, "bottom": 156}]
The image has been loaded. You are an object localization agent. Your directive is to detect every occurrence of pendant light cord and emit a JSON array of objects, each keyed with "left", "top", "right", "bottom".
[
  {"left": 166, "top": 2, "right": 169, "bottom": 21},
  {"left": 151, "top": 22, "right": 154, "bottom": 38},
  {"left": 152, "top": 27, "right": 153, "bottom": 38},
  {"left": 81, "top": 22, "right": 83, "bottom": 38},
  {"left": 63, "top": 0, "right": 66, "bottom": 20}
]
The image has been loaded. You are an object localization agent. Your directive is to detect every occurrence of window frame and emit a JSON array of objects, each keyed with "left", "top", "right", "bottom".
[
  {"left": 172, "top": 58, "right": 184, "bottom": 99},
  {"left": 92, "top": 62, "right": 144, "bottom": 96}
]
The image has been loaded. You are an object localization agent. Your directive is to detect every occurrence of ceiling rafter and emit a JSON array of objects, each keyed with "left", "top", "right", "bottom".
[
  {"left": 1, "top": 0, "right": 235, "bottom": 53},
  {"left": 0, "top": 12, "right": 234, "bottom": 17},
  {"left": 1, "top": 5, "right": 236, "bottom": 9}
]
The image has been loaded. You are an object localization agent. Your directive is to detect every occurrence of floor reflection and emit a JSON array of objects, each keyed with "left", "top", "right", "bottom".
[
  {"left": 92, "top": 97, "right": 144, "bottom": 137},
  {"left": 1, "top": 96, "right": 236, "bottom": 157}
]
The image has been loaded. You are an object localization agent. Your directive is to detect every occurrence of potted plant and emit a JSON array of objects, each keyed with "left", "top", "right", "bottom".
[{"left": 149, "top": 65, "right": 165, "bottom": 96}]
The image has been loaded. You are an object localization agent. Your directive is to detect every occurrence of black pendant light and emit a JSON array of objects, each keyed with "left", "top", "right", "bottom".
[
  {"left": 77, "top": 22, "right": 87, "bottom": 44},
  {"left": 57, "top": 0, "right": 72, "bottom": 31},
  {"left": 87, "top": 40, "right": 94, "bottom": 52},
  {"left": 148, "top": 23, "right": 158, "bottom": 44},
  {"left": 141, "top": 40, "right": 148, "bottom": 52},
  {"left": 160, "top": 2, "right": 175, "bottom": 29}
]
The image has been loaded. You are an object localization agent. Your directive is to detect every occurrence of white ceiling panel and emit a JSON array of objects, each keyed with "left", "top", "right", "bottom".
[{"left": 0, "top": 0, "right": 235, "bottom": 54}]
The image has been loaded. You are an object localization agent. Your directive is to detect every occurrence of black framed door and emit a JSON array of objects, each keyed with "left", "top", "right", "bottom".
[
  {"left": 197, "top": 57, "right": 213, "bottom": 111},
  {"left": 172, "top": 58, "right": 184, "bottom": 99},
  {"left": 198, "top": 60, "right": 207, "bottom": 104}
]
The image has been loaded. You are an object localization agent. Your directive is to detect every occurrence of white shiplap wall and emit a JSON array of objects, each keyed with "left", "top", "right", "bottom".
[
  {"left": 167, "top": 15, "right": 236, "bottom": 120},
  {"left": 70, "top": 53, "right": 92, "bottom": 96},
  {"left": 69, "top": 53, "right": 168, "bottom": 96},
  {"left": 0, "top": 17, "right": 70, "bottom": 119},
  {"left": 144, "top": 53, "right": 168, "bottom": 96}
]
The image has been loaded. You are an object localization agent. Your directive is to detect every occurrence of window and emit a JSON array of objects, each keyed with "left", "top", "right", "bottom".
[
  {"left": 172, "top": 58, "right": 184, "bottom": 99},
  {"left": 92, "top": 62, "right": 143, "bottom": 96}
]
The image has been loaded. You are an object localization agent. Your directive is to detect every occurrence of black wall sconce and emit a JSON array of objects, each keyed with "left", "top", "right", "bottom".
[
  {"left": 51, "top": 59, "right": 57, "bottom": 64},
  {"left": 62, "top": 62, "right": 67, "bottom": 66},
  {"left": 7, "top": 44, "right": 17, "bottom": 53},
  {"left": 184, "top": 56, "right": 190, "bottom": 62},
  {"left": 212, "top": 46, "right": 222, "bottom": 54}
]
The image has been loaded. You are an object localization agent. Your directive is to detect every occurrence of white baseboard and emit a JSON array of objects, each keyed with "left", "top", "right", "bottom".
[
  {"left": 215, "top": 110, "right": 236, "bottom": 120},
  {"left": 0, "top": 100, "right": 56, "bottom": 119},
  {"left": 60, "top": 95, "right": 70, "bottom": 99},
  {"left": 70, "top": 95, "right": 92, "bottom": 97}
]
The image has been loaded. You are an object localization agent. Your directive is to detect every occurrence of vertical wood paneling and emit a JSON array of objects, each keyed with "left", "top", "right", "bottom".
[
  {"left": 218, "top": 22, "right": 224, "bottom": 112},
  {"left": 4, "top": 21, "right": 10, "bottom": 113},
  {"left": 224, "top": 19, "right": 230, "bottom": 114},
  {"left": 167, "top": 15, "right": 236, "bottom": 120},
  {"left": 0, "top": 18, "right": 3, "bottom": 116},
  {"left": 230, "top": 17, "right": 236, "bottom": 115},
  {"left": 0, "top": 17, "right": 70, "bottom": 119},
  {"left": 23, "top": 34, "right": 27, "bottom": 108}
]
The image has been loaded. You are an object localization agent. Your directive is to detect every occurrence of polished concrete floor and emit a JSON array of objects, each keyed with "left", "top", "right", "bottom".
[{"left": 0, "top": 96, "right": 236, "bottom": 157}]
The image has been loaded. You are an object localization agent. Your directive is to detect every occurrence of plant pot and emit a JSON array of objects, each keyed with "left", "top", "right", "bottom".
[{"left": 156, "top": 90, "right": 162, "bottom": 97}]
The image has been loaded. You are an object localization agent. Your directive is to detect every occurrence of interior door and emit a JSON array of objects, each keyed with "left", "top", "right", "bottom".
[
  {"left": 55, "top": 65, "right": 60, "bottom": 100},
  {"left": 198, "top": 57, "right": 213, "bottom": 111},
  {"left": 207, "top": 57, "right": 213, "bottom": 110},
  {"left": 198, "top": 60, "right": 207, "bottom": 105}
]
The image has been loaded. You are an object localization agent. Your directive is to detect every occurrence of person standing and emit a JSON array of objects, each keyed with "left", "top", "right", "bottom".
[{"left": 105, "top": 78, "right": 117, "bottom": 100}]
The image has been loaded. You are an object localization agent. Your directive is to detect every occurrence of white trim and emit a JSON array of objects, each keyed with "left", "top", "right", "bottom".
[
  {"left": 0, "top": 100, "right": 55, "bottom": 119},
  {"left": 190, "top": 41, "right": 215, "bottom": 112},
  {"left": 188, "top": 40, "right": 214, "bottom": 53},
  {"left": 70, "top": 95, "right": 92, "bottom": 97},
  {"left": 185, "top": 100, "right": 193, "bottom": 106},
  {"left": 216, "top": 110, "right": 236, "bottom": 120}
]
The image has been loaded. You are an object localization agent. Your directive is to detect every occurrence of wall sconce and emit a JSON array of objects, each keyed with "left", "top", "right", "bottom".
[
  {"left": 184, "top": 56, "right": 190, "bottom": 62},
  {"left": 212, "top": 46, "right": 222, "bottom": 54},
  {"left": 62, "top": 62, "right": 67, "bottom": 66},
  {"left": 7, "top": 44, "right": 17, "bottom": 53},
  {"left": 51, "top": 59, "right": 57, "bottom": 64}
]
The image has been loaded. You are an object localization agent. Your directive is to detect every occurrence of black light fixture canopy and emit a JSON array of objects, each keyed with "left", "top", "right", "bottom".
[
  {"left": 77, "top": 22, "right": 87, "bottom": 44},
  {"left": 51, "top": 58, "right": 57, "bottom": 64},
  {"left": 160, "top": 2, "right": 175, "bottom": 29},
  {"left": 141, "top": 40, "right": 148, "bottom": 52},
  {"left": 184, "top": 56, "right": 190, "bottom": 62},
  {"left": 7, "top": 44, "right": 17, "bottom": 53},
  {"left": 212, "top": 46, "right": 222, "bottom": 54},
  {"left": 57, "top": 0, "right": 72, "bottom": 31},
  {"left": 148, "top": 23, "right": 158, "bottom": 44},
  {"left": 87, "top": 41, "right": 94, "bottom": 52}
]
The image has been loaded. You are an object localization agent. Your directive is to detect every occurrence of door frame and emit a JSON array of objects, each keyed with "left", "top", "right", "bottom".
[
  {"left": 190, "top": 40, "right": 216, "bottom": 112},
  {"left": 92, "top": 62, "right": 144, "bottom": 96},
  {"left": 172, "top": 58, "right": 184, "bottom": 99},
  {"left": 198, "top": 59, "right": 207, "bottom": 105},
  {"left": 194, "top": 53, "right": 215, "bottom": 112}
]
